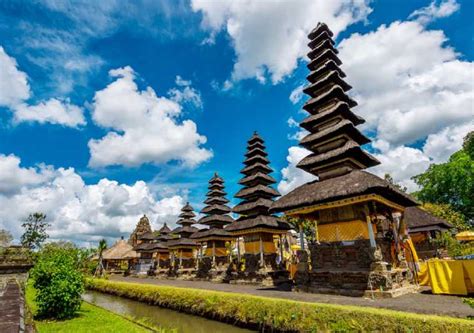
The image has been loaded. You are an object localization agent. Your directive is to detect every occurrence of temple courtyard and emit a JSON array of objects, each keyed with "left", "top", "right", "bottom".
[{"left": 111, "top": 275, "right": 472, "bottom": 318}]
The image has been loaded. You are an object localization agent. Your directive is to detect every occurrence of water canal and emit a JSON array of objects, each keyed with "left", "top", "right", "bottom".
[{"left": 83, "top": 291, "right": 255, "bottom": 333}]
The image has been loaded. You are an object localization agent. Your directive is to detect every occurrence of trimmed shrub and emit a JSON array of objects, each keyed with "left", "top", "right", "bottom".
[
  {"left": 86, "top": 278, "right": 474, "bottom": 332},
  {"left": 30, "top": 243, "right": 84, "bottom": 319}
]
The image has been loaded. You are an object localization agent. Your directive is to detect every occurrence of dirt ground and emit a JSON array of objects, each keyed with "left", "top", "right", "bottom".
[{"left": 111, "top": 276, "right": 474, "bottom": 318}]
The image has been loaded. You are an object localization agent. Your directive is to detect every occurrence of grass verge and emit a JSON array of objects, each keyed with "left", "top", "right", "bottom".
[
  {"left": 25, "top": 282, "right": 165, "bottom": 333},
  {"left": 87, "top": 278, "right": 474, "bottom": 332}
]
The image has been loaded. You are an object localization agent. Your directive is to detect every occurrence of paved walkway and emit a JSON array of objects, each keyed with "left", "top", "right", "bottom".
[
  {"left": 111, "top": 276, "right": 474, "bottom": 318},
  {"left": 0, "top": 280, "right": 24, "bottom": 333}
]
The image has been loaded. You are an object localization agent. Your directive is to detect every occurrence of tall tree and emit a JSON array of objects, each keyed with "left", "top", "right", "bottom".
[
  {"left": 384, "top": 173, "right": 408, "bottom": 193},
  {"left": 21, "top": 213, "right": 49, "bottom": 250},
  {"left": 413, "top": 133, "right": 473, "bottom": 223},
  {"left": 0, "top": 229, "right": 13, "bottom": 247},
  {"left": 95, "top": 239, "right": 107, "bottom": 277}
]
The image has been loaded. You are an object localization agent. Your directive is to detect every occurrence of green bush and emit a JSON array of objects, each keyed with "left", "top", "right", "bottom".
[
  {"left": 30, "top": 243, "right": 85, "bottom": 319},
  {"left": 86, "top": 278, "right": 474, "bottom": 332}
]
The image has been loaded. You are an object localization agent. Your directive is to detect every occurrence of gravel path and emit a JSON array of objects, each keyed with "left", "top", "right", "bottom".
[{"left": 111, "top": 276, "right": 474, "bottom": 318}]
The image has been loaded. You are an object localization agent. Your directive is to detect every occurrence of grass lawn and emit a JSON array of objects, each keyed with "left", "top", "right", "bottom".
[{"left": 25, "top": 282, "right": 153, "bottom": 333}]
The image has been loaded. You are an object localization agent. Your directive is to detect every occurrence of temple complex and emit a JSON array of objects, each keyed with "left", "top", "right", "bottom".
[
  {"left": 271, "top": 23, "right": 419, "bottom": 297},
  {"left": 191, "top": 173, "right": 234, "bottom": 281},
  {"left": 226, "top": 132, "right": 291, "bottom": 285},
  {"left": 167, "top": 203, "right": 200, "bottom": 277}
]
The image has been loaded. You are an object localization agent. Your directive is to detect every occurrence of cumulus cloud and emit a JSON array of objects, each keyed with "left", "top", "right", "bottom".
[
  {"left": 0, "top": 46, "right": 85, "bottom": 127},
  {"left": 277, "top": 146, "right": 315, "bottom": 195},
  {"left": 168, "top": 75, "right": 203, "bottom": 109},
  {"left": 0, "top": 154, "right": 185, "bottom": 246},
  {"left": 289, "top": 84, "right": 305, "bottom": 105},
  {"left": 191, "top": 0, "right": 372, "bottom": 84},
  {"left": 409, "top": 0, "right": 460, "bottom": 25},
  {"left": 88, "top": 66, "right": 212, "bottom": 168}
]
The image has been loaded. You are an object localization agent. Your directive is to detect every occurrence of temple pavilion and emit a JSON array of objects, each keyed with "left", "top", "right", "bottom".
[
  {"left": 167, "top": 203, "right": 200, "bottom": 275},
  {"left": 271, "top": 23, "right": 418, "bottom": 297},
  {"left": 154, "top": 223, "right": 172, "bottom": 274},
  {"left": 191, "top": 173, "right": 234, "bottom": 280},
  {"left": 226, "top": 132, "right": 291, "bottom": 285}
]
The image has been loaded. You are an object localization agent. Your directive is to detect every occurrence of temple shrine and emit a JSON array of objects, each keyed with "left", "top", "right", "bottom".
[
  {"left": 191, "top": 173, "right": 234, "bottom": 281},
  {"left": 154, "top": 223, "right": 172, "bottom": 275},
  {"left": 167, "top": 203, "right": 200, "bottom": 277},
  {"left": 271, "top": 23, "right": 419, "bottom": 297},
  {"left": 226, "top": 132, "right": 291, "bottom": 285}
]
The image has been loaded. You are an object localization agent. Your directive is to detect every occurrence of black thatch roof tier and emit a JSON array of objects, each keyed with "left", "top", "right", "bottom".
[
  {"left": 176, "top": 218, "right": 197, "bottom": 226},
  {"left": 206, "top": 189, "right": 227, "bottom": 197},
  {"left": 190, "top": 227, "right": 232, "bottom": 240},
  {"left": 208, "top": 182, "right": 224, "bottom": 190},
  {"left": 198, "top": 214, "right": 234, "bottom": 226},
  {"left": 307, "top": 43, "right": 340, "bottom": 67},
  {"left": 226, "top": 215, "right": 291, "bottom": 233},
  {"left": 303, "top": 85, "right": 357, "bottom": 113},
  {"left": 158, "top": 223, "right": 171, "bottom": 234},
  {"left": 297, "top": 140, "right": 380, "bottom": 180},
  {"left": 239, "top": 172, "right": 276, "bottom": 187},
  {"left": 243, "top": 154, "right": 270, "bottom": 166},
  {"left": 199, "top": 172, "right": 233, "bottom": 230},
  {"left": 179, "top": 211, "right": 196, "bottom": 219},
  {"left": 308, "top": 39, "right": 338, "bottom": 60},
  {"left": 271, "top": 170, "right": 417, "bottom": 213},
  {"left": 308, "top": 30, "right": 335, "bottom": 49},
  {"left": 307, "top": 60, "right": 346, "bottom": 84},
  {"left": 303, "top": 71, "right": 351, "bottom": 97},
  {"left": 204, "top": 196, "right": 229, "bottom": 205},
  {"left": 234, "top": 184, "right": 280, "bottom": 199},
  {"left": 173, "top": 225, "right": 199, "bottom": 234},
  {"left": 405, "top": 207, "right": 452, "bottom": 233},
  {"left": 308, "top": 22, "right": 333, "bottom": 40},
  {"left": 248, "top": 132, "right": 264, "bottom": 144},
  {"left": 245, "top": 147, "right": 268, "bottom": 158},
  {"left": 299, "top": 120, "right": 371, "bottom": 150},
  {"left": 300, "top": 101, "right": 364, "bottom": 131},
  {"left": 134, "top": 242, "right": 168, "bottom": 252},
  {"left": 241, "top": 162, "right": 272, "bottom": 175},
  {"left": 181, "top": 203, "right": 194, "bottom": 212},
  {"left": 166, "top": 238, "right": 198, "bottom": 248},
  {"left": 201, "top": 204, "right": 231, "bottom": 215},
  {"left": 232, "top": 198, "right": 274, "bottom": 215}
]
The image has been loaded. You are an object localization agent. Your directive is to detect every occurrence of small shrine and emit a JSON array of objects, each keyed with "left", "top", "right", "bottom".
[
  {"left": 226, "top": 132, "right": 291, "bottom": 286},
  {"left": 191, "top": 173, "right": 234, "bottom": 281},
  {"left": 154, "top": 223, "right": 173, "bottom": 275},
  {"left": 167, "top": 203, "right": 200, "bottom": 277},
  {"left": 271, "top": 23, "right": 419, "bottom": 297}
]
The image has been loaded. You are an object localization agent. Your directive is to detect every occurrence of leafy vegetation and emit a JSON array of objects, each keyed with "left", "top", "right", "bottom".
[
  {"left": 422, "top": 203, "right": 471, "bottom": 231},
  {"left": 413, "top": 132, "right": 474, "bottom": 224},
  {"left": 432, "top": 232, "right": 474, "bottom": 257},
  {"left": 21, "top": 212, "right": 50, "bottom": 250},
  {"left": 30, "top": 243, "right": 85, "bottom": 319},
  {"left": 25, "top": 283, "right": 155, "bottom": 333},
  {"left": 87, "top": 278, "right": 474, "bottom": 332},
  {"left": 0, "top": 228, "right": 13, "bottom": 247}
]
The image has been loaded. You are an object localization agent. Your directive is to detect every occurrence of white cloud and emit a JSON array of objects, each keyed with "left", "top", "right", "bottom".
[
  {"left": 88, "top": 66, "right": 212, "bottom": 168},
  {"left": 278, "top": 146, "right": 315, "bottom": 195},
  {"left": 289, "top": 84, "right": 304, "bottom": 105},
  {"left": 0, "top": 46, "right": 30, "bottom": 108},
  {"left": 0, "top": 154, "right": 185, "bottom": 246},
  {"left": 14, "top": 99, "right": 86, "bottom": 127},
  {"left": 191, "top": 0, "right": 372, "bottom": 84},
  {"left": 409, "top": 0, "right": 460, "bottom": 25},
  {"left": 0, "top": 46, "right": 85, "bottom": 127},
  {"left": 168, "top": 75, "right": 203, "bottom": 109}
]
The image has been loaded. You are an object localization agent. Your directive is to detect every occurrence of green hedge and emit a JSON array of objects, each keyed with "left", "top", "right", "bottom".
[{"left": 86, "top": 278, "right": 474, "bottom": 332}]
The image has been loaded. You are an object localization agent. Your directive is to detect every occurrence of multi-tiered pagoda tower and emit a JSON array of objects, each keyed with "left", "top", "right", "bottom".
[
  {"left": 167, "top": 203, "right": 200, "bottom": 274},
  {"left": 227, "top": 132, "right": 290, "bottom": 284},
  {"left": 154, "top": 223, "right": 172, "bottom": 275},
  {"left": 272, "top": 23, "right": 418, "bottom": 297},
  {"left": 191, "top": 173, "right": 234, "bottom": 280}
]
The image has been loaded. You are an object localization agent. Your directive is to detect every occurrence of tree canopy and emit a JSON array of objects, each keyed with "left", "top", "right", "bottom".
[
  {"left": 413, "top": 133, "right": 473, "bottom": 224},
  {"left": 21, "top": 213, "right": 49, "bottom": 250}
]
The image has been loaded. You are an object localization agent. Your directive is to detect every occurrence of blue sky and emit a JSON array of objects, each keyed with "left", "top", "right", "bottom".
[{"left": 0, "top": 0, "right": 472, "bottom": 245}]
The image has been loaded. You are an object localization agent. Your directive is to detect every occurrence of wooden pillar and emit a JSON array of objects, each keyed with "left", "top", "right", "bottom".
[
  {"left": 259, "top": 234, "right": 264, "bottom": 267},
  {"left": 157, "top": 253, "right": 160, "bottom": 269},
  {"left": 237, "top": 237, "right": 241, "bottom": 262},
  {"left": 179, "top": 250, "right": 183, "bottom": 268},
  {"left": 365, "top": 205, "right": 376, "bottom": 248},
  {"left": 279, "top": 234, "right": 284, "bottom": 263},
  {"left": 212, "top": 241, "right": 216, "bottom": 267},
  {"left": 299, "top": 224, "right": 305, "bottom": 250}
]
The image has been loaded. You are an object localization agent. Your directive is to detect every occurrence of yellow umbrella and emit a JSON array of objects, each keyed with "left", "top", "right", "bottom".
[{"left": 455, "top": 231, "right": 474, "bottom": 242}]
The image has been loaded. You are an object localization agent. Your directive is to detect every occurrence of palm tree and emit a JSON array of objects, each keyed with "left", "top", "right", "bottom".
[{"left": 94, "top": 239, "right": 107, "bottom": 277}]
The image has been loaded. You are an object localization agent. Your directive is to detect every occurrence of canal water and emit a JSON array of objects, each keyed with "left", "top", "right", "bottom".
[{"left": 83, "top": 291, "right": 255, "bottom": 333}]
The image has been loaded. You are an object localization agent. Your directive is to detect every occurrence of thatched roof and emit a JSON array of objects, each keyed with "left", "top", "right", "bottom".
[
  {"left": 226, "top": 215, "right": 291, "bottom": 233},
  {"left": 158, "top": 223, "right": 171, "bottom": 234},
  {"left": 239, "top": 172, "right": 276, "bottom": 186},
  {"left": 190, "top": 227, "right": 232, "bottom": 240},
  {"left": 198, "top": 214, "right": 234, "bottom": 225},
  {"left": 233, "top": 198, "right": 274, "bottom": 214},
  {"left": 307, "top": 49, "right": 341, "bottom": 71},
  {"left": 172, "top": 226, "right": 199, "bottom": 234},
  {"left": 299, "top": 101, "right": 364, "bottom": 131},
  {"left": 102, "top": 239, "right": 138, "bottom": 260},
  {"left": 271, "top": 170, "right": 417, "bottom": 213},
  {"left": 166, "top": 238, "right": 198, "bottom": 248},
  {"left": 235, "top": 184, "right": 280, "bottom": 199},
  {"left": 405, "top": 207, "right": 452, "bottom": 233},
  {"left": 134, "top": 242, "right": 168, "bottom": 252},
  {"left": 240, "top": 162, "right": 272, "bottom": 175},
  {"left": 303, "top": 85, "right": 357, "bottom": 112},
  {"left": 138, "top": 231, "right": 156, "bottom": 241},
  {"left": 201, "top": 204, "right": 231, "bottom": 215}
]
